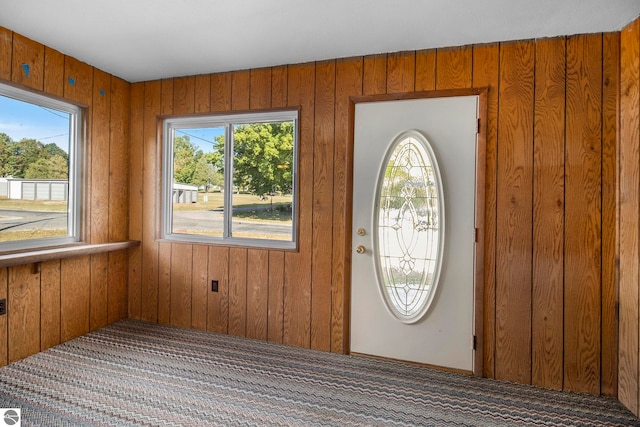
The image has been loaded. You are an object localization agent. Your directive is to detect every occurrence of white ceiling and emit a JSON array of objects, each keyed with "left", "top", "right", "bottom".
[{"left": 1, "top": 0, "right": 639, "bottom": 83}]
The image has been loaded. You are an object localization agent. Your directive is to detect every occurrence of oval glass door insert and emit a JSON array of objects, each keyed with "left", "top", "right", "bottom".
[{"left": 375, "top": 130, "right": 445, "bottom": 323}]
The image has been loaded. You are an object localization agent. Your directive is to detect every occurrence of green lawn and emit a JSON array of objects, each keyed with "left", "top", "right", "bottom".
[
  {"left": 0, "top": 197, "right": 67, "bottom": 212},
  {"left": 174, "top": 192, "right": 293, "bottom": 223}
]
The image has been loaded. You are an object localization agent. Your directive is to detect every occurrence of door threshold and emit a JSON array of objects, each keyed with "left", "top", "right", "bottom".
[{"left": 349, "top": 352, "right": 474, "bottom": 376}]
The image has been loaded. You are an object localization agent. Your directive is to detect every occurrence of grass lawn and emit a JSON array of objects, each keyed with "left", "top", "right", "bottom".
[
  {"left": 0, "top": 197, "right": 67, "bottom": 212},
  {"left": 0, "top": 229, "right": 66, "bottom": 242},
  {"left": 174, "top": 192, "right": 293, "bottom": 223}
]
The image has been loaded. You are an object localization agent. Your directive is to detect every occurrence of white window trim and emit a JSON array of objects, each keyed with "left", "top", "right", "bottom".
[
  {"left": 0, "top": 83, "right": 83, "bottom": 252},
  {"left": 161, "top": 110, "right": 298, "bottom": 250}
]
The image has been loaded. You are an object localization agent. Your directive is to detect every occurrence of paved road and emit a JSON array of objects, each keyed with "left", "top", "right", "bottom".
[{"left": 0, "top": 209, "right": 67, "bottom": 232}]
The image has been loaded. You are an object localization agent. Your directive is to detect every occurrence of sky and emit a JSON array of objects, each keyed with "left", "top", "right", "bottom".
[
  {"left": 176, "top": 127, "right": 224, "bottom": 154},
  {"left": 0, "top": 94, "right": 71, "bottom": 152}
]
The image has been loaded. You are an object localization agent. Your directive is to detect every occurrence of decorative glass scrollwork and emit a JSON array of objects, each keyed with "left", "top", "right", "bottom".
[{"left": 375, "top": 130, "right": 445, "bottom": 323}]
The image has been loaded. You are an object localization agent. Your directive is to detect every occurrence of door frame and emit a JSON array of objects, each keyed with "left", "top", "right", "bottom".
[{"left": 345, "top": 88, "right": 488, "bottom": 376}]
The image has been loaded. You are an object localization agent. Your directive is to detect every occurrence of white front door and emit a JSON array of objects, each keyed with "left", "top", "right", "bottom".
[{"left": 350, "top": 95, "right": 480, "bottom": 372}]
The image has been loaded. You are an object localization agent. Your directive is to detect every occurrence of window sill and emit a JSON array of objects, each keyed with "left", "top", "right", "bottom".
[{"left": 0, "top": 240, "right": 140, "bottom": 269}]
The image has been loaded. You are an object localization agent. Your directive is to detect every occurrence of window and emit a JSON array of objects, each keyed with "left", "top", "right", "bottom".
[
  {"left": 162, "top": 110, "right": 298, "bottom": 249},
  {"left": 0, "top": 83, "right": 83, "bottom": 251}
]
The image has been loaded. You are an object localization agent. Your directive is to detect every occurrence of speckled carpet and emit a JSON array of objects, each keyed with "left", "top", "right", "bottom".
[{"left": 0, "top": 320, "right": 637, "bottom": 426}]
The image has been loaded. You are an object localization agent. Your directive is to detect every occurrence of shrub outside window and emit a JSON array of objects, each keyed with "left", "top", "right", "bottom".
[
  {"left": 162, "top": 110, "right": 298, "bottom": 249},
  {"left": 0, "top": 83, "right": 83, "bottom": 251}
]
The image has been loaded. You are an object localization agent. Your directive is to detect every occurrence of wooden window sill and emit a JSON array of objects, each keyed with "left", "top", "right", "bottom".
[{"left": 0, "top": 241, "right": 140, "bottom": 269}]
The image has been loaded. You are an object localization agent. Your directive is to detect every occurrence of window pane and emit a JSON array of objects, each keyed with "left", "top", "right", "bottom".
[
  {"left": 0, "top": 94, "right": 72, "bottom": 244},
  {"left": 171, "top": 127, "right": 225, "bottom": 237},
  {"left": 231, "top": 121, "right": 294, "bottom": 241}
]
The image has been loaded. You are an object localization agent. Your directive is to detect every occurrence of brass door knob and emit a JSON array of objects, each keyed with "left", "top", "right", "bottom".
[{"left": 356, "top": 245, "right": 366, "bottom": 254}]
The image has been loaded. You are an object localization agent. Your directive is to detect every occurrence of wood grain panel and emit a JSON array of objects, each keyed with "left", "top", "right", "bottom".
[
  {"left": 191, "top": 245, "right": 209, "bottom": 331},
  {"left": 109, "top": 76, "right": 130, "bottom": 242},
  {"left": 250, "top": 68, "right": 272, "bottom": 109},
  {"left": 8, "top": 264, "right": 40, "bottom": 363},
  {"left": 43, "top": 47, "right": 64, "bottom": 97},
  {"left": 532, "top": 37, "right": 566, "bottom": 390},
  {"left": 333, "top": 57, "right": 362, "bottom": 353},
  {"left": 0, "top": 268, "right": 6, "bottom": 366},
  {"left": 271, "top": 66, "right": 288, "bottom": 108},
  {"left": 601, "top": 31, "right": 620, "bottom": 398},
  {"left": 11, "top": 33, "right": 44, "bottom": 90},
  {"left": 415, "top": 49, "right": 436, "bottom": 91},
  {"left": 618, "top": 20, "right": 640, "bottom": 412},
  {"left": 107, "top": 250, "right": 128, "bottom": 323},
  {"left": 195, "top": 74, "right": 211, "bottom": 113},
  {"left": 436, "top": 46, "right": 472, "bottom": 90},
  {"left": 173, "top": 76, "right": 195, "bottom": 115},
  {"left": 386, "top": 51, "right": 415, "bottom": 93},
  {"left": 495, "top": 40, "right": 535, "bottom": 384},
  {"left": 284, "top": 63, "right": 315, "bottom": 348},
  {"left": 311, "top": 60, "right": 335, "bottom": 351},
  {"left": 472, "top": 43, "right": 499, "bottom": 379},
  {"left": 246, "top": 249, "right": 268, "bottom": 340},
  {"left": 170, "top": 243, "right": 193, "bottom": 328},
  {"left": 231, "top": 70, "right": 250, "bottom": 110},
  {"left": 0, "top": 27, "right": 12, "bottom": 80},
  {"left": 128, "top": 82, "right": 144, "bottom": 319},
  {"left": 40, "top": 260, "right": 60, "bottom": 350},
  {"left": 363, "top": 54, "right": 387, "bottom": 96},
  {"left": 89, "top": 253, "right": 108, "bottom": 331},
  {"left": 211, "top": 72, "right": 232, "bottom": 112},
  {"left": 564, "top": 34, "right": 602, "bottom": 395},
  {"left": 207, "top": 246, "right": 229, "bottom": 334},
  {"left": 158, "top": 241, "right": 172, "bottom": 324},
  {"left": 140, "top": 80, "right": 161, "bottom": 322},
  {"left": 161, "top": 78, "right": 174, "bottom": 115},
  {"left": 63, "top": 56, "right": 93, "bottom": 105},
  {"left": 268, "top": 251, "right": 285, "bottom": 343},
  {"left": 229, "top": 247, "right": 247, "bottom": 337},
  {"left": 91, "top": 68, "right": 112, "bottom": 243},
  {"left": 60, "top": 256, "right": 90, "bottom": 342}
]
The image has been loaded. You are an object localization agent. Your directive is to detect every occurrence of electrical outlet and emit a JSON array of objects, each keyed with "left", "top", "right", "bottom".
[
  {"left": 211, "top": 280, "right": 219, "bottom": 293},
  {"left": 0, "top": 298, "right": 6, "bottom": 316}
]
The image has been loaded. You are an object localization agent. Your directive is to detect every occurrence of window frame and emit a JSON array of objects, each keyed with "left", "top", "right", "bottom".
[
  {"left": 161, "top": 109, "right": 299, "bottom": 250},
  {"left": 0, "top": 82, "right": 83, "bottom": 252}
]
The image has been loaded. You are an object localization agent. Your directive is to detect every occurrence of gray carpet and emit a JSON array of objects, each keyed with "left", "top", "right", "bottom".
[{"left": 0, "top": 319, "right": 637, "bottom": 426}]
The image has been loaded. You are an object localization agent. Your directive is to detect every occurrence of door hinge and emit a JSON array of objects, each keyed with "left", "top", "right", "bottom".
[
  {"left": 477, "top": 118, "right": 481, "bottom": 133},
  {"left": 474, "top": 228, "right": 479, "bottom": 243},
  {"left": 473, "top": 335, "right": 477, "bottom": 351}
]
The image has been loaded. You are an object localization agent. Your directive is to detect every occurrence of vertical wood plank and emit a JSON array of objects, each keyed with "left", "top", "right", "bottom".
[
  {"left": 311, "top": 60, "right": 335, "bottom": 351},
  {"left": 229, "top": 247, "right": 247, "bottom": 337},
  {"left": 0, "top": 28, "right": 12, "bottom": 80},
  {"left": 63, "top": 56, "right": 93, "bottom": 105},
  {"left": 8, "top": 265, "right": 40, "bottom": 363},
  {"left": 43, "top": 47, "right": 64, "bottom": 97},
  {"left": 495, "top": 40, "right": 535, "bottom": 384},
  {"left": 532, "top": 37, "right": 566, "bottom": 390},
  {"left": 268, "top": 251, "right": 285, "bottom": 343},
  {"left": 246, "top": 249, "right": 269, "bottom": 340},
  {"left": 386, "top": 51, "right": 415, "bottom": 93},
  {"left": 170, "top": 243, "right": 193, "bottom": 328},
  {"left": 601, "top": 31, "right": 619, "bottom": 398},
  {"left": 619, "top": 18, "right": 640, "bottom": 414},
  {"left": 128, "top": 82, "right": 144, "bottom": 319},
  {"left": 107, "top": 250, "right": 128, "bottom": 323},
  {"left": 89, "top": 253, "right": 108, "bottom": 331},
  {"left": 332, "top": 57, "right": 363, "bottom": 353},
  {"left": 208, "top": 247, "right": 229, "bottom": 334},
  {"left": 211, "top": 72, "right": 232, "bottom": 112},
  {"left": 472, "top": 43, "right": 500, "bottom": 378},
  {"left": 191, "top": 245, "right": 209, "bottom": 331},
  {"left": 60, "top": 256, "right": 90, "bottom": 342},
  {"left": 436, "top": 46, "right": 473, "bottom": 89},
  {"left": 40, "top": 260, "right": 60, "bottom": 351},
  {"left": 415, "top": 49, "right": 436, "bottom": 91},
  {"left": 140, "top": 80, "right": 162, "bottom": 322},
  {"left": 564, "top": 34, "right": 602, "bottom": 395},
  {"left": 271, "top": 66, "right": 288, "bottom": 108},
  {"left": 157, "top": 241, "right": 172, "bottom": 324},
  {"left": 250, "top": 67, "right": 272, "bottom": 109},
  {"left": 173, "top": 76, "right": 195, "bottom": 115},
  {"left": 195, "top": 74, "right": 211, "bottom": 113},
  {"left": 0, "top": 268, "right": 6, "bottom": 366},
  {"left": 11, "top": 33, "right": 44, "bottom": 90},
  {"left": 232, "top": 70, "right": 250, "bottom": 110},
  {"left": 109, "top": 76, "right": 130, "bottom": 242},
  {"left": 91, "top": 69, "right": 111, "bottom": 243},
  {"left": 284, "top": 63, "right": 315, "bottom": 348},
  {"left": 363, "top": 54, "right": 387, "bottom": 96}
]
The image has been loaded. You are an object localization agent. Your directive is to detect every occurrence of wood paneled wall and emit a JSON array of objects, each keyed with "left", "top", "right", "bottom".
[
  {"left": 129, "top": 34, "right": 619, "bottom": 396},
  {"left": 0, "top": 27, "right": 131, "bottom": 366},
  {"left": 619, "top": 16, "right": 640, "bottom": 417}
]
